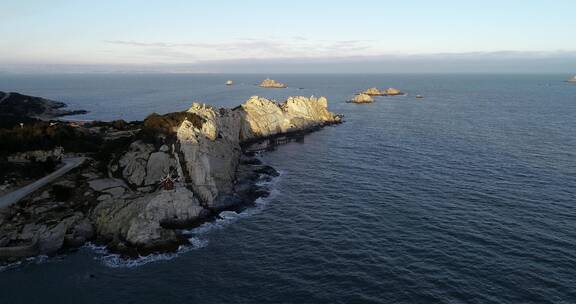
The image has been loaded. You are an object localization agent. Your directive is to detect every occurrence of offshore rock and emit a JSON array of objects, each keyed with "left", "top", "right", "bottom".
[
  {"left": 383, "top": 88, "right": 404, "bottom": 96},
  {"left": 362, "top": 87, "right": 385, "bottom": 96},
  {"left": 259, "top": 78, "right": 287, "bottom": 88},
  {"left": 350, "top": 93, "right": 374, "bottom": 104}
]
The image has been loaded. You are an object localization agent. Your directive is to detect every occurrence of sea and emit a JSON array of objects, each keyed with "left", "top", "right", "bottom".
[{"left": 0, "top": 74, "right": 575, "bottom": 304}]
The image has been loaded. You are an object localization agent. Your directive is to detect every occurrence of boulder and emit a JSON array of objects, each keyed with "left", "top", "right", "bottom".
[
  {"left": 118, "top": 141, "right": 154, "bottom": 186},
  {"left": 91, "top": 187, "right": 208, "bottom": 251},
  {"left": 144, "top": 152, "right": 174, "bottom": 186}
]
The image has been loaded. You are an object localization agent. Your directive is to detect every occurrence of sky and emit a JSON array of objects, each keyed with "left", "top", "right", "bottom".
[{"left": 1, "top": 0, "right": 576, "bottom": 73}]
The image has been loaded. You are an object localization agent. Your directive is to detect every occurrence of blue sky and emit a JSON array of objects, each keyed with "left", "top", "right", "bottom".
[{"left": 1, "top": 0, "right": 576, "bottom": 72}]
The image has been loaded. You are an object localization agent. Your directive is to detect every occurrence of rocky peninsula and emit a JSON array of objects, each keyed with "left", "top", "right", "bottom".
[
  {"left": 259, "top": 78, "right": 287, "bottom": 88},
  {"left": 0, "top": 91, "right": 87, "bottom": 122},
  {"left": 0, "top": 94, "right": 342, "bottom": 261}
]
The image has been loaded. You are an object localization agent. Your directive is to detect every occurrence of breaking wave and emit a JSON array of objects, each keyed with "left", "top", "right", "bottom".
[{"left": 88, "top": 170, "right": 283, "bottom": 268}]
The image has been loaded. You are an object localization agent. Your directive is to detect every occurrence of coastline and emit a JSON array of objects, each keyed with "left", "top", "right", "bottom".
[{"left": 0, "top": 93, "right": 342, "bottom": 263}]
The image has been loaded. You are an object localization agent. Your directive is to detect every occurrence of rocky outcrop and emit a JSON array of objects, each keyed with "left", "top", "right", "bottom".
[
  {"left": 118, "top": 141, "right": 155, "bottom": 186},
  {"left": 91, "top": 187, "right": 208, "bottom": 252},
  {"left": 363, "top": 88, "right": 385, "bottom": 96},
  {"left": 383, "top": 88, "right": 404, "bottom": 96},
  {"left": 144, "top": 148, "right": 174, "bottom": 186},
  {"left": 259, "top": 78, "right": 287, "bottom": 88},
  {"left": 350, "top": 93, "right": 374, "bottom": 104},
  {"left": 177, "top": 103, "right": 242, "bottom": 208},
  {"left": 239, "top": 96, "right": 341, "bottom": 140}
]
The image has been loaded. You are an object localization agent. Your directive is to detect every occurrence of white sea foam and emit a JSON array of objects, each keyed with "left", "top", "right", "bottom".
[
  {"left": 0, "top": 254, "right": 52, "bottom": 272},
  {"left": 86, "top": 170, "right": 283, "bottom": 268}
]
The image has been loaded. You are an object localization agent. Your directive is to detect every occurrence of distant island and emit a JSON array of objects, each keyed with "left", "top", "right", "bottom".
[
  {"left": 0, "top": 92, "right": 342, "bottom": 261},
  {"left": 259, "top": 78, "right": 287, "bottom": 88}
]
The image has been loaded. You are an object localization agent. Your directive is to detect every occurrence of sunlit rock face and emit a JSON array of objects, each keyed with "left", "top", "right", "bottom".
[
  {"left": 362, "top": 87, "right": 385, "bottom": 96},
  {"left": 239, "top": 96, "right": 341, "bottom": 140},
  {"left": 259, "top": 78, "right": 287, "bottom": 88},
  {"left": 177, "top": 103, "right": 242, "bottom": 208},
  {"left": 383, "top": 88, "right": 403, "bottom": 95},
  {"left": 350, "top": 93, "right": 374, "bottom": 104}
]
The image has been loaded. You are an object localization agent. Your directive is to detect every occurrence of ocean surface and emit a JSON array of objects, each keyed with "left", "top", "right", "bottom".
[{"left": 1, "top": 74, "right": 575, "bottom": 303}]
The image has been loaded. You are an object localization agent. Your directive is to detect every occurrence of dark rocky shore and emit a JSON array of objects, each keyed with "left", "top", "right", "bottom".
[{"left": 0, "top": 93, "right": 342, "bottom": 263}]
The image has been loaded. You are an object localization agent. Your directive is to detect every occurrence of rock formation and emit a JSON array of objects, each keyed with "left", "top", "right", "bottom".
[
  {"left": 383, "top": 88, "right": 404, "bottom": 96},
  {"left": 362, "top": 88, "right": 385, "bottom": 96},
  {"left": 0, "top": 94, "right": 341, "bottom": 259},
  {"left": 350, "top": 93, "right": 374, "bottom": 104},
  {"left": 239, "top": 96, "right": 341, "bottom": 140},
  {"left": 259, "top": 78, "right": 287, "bottom": 88},
  {"left": 85, "top": 95, "right": 341, "bottom": 255}
]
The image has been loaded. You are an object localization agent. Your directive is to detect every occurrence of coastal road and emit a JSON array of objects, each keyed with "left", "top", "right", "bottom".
[{"left": 0, "top": 157, "right": 86, "bottom": 209}]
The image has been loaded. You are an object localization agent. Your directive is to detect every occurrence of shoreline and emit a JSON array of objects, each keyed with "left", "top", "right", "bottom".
[{"left": 0, "top": 93, "right": 343, "bottom": 263}]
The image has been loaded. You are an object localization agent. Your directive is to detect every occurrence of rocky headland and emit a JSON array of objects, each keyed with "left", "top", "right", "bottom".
[
  {"left": 0, "top": 91, "right": 87, "bottom": 124},
  {"left": 0, "top": 94, "right": 341, "bottom": 261},
  {"left": 259, "top": 78, "right": 287, "bottom": 88}
]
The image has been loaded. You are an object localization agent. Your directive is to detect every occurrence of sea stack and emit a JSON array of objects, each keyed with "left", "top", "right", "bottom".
[
  {"left": 350, "top": 93, "right": 374, "bottom": 104},
  {"left": 259, "top": 78, "right": 287, "bottom": 88}
]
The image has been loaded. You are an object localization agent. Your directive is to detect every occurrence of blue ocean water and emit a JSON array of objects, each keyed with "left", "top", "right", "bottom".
[{"left": 0, "top": 74, "right": 575, "bottom": 303}]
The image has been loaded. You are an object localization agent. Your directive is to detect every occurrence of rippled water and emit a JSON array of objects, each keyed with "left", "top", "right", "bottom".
[{"left": 1, "top": 74, "right": 575, "bottom": 303}]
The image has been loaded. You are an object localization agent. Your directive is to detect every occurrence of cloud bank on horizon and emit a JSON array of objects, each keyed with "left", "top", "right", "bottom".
[{"left": 1, "top": 0, "right": 575, "bottom": 73}]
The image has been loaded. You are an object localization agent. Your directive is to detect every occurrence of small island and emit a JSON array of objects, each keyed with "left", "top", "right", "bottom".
[
  {"left": 259, "top": 78, "right": 287, "bottom": 88},
  {"left": 350, "top": 93, "right": 374, "bottom": 104},
  {"left": 361, "top": 87, "right": 405, "bottom": 97},
  {"left": 362, "top": 87, "right": 385, "bottom": 96}
]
